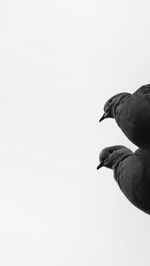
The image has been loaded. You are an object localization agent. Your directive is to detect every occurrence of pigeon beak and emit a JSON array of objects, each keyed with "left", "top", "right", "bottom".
[
  {"left": 97, "top": 162, "right": 104, "bottom": 170},
  {"left": 99, "top": 111, "right": 109, "bottom": 122}
]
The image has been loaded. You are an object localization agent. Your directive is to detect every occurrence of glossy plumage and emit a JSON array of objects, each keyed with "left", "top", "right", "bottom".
[
  {"left": 100, "top": 84, "right": 150, "bottom": 150},
  {"left": 97, "top": 145, "right": 150, "bottom": 215}
]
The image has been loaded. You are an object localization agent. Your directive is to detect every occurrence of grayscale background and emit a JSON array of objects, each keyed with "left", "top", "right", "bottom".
[{"left": 1, "top": 0, "right": 150, "bottom": 265}]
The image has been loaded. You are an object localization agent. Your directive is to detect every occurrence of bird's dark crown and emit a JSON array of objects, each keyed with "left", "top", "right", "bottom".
[
  {"left": 98, "top": 145, "right": 133, "bottom": 169},
  {"left": 103, "top": 92, "right": 130, "bottom": 118}
]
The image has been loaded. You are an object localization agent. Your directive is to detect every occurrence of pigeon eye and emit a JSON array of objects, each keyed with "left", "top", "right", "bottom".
[{"left": 109, "top": 150, "right": 113, "bottom": 154}]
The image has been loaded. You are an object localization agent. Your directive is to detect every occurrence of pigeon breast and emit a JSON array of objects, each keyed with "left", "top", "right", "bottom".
[
  {"left": 115, "top": 87, "right": 150, "bottom": 150},
  {"left": 114, "top": 149, "right": 150, "bottom": 214}
]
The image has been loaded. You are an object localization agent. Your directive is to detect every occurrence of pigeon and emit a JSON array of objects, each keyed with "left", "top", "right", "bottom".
[
  {"left": 97, "top": 145, "right": 150, "bottom": 215},
  {"left": 99, "top": 84, "right": 150, "bottom": 150}
]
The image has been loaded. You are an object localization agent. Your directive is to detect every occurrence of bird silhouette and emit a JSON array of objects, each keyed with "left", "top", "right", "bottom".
[
  {"left": 97, "top": 145, "right": 150, "bottom": 215},
  {"left": 99, "top": 84, "right": 150, "bottom": 150}
]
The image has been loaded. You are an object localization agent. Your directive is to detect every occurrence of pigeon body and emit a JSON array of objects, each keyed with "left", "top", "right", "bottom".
[
  {"left": 100, "top": 84, "right": 150, "bottom": 150},
  {"left": 97, "top": 145, "right": 150, "bottom": 215}
]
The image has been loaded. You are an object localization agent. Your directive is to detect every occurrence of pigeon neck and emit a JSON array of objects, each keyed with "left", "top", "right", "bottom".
[
  {"left": 113, "top": 152, "right": 132, "bottom": 185},
  {"left": 113, "top": 151, "right": 132, "bottom": 169},
  {"left": 112, "top": 94, "right": 130, "bottom": 118}
]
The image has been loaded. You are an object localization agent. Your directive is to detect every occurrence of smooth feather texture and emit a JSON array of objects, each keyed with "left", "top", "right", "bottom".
[
  {"left": 100, "top": 84, "right": 150, "bottom": 150},
  {"left": 97, "top": 145, "right": 150, "bottom": 215}
]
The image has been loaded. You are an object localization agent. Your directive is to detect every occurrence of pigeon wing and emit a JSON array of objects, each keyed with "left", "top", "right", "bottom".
[{"left": 134, "top": 84, "right": 150, "bottom": 98}]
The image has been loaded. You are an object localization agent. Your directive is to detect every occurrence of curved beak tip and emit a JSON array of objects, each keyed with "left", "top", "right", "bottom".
[
  {"left": 97, "top": 162, "right": 103, "bottom": 170},
  {"left": 99, "top": 114, "right": 105, "bottom": 122}
]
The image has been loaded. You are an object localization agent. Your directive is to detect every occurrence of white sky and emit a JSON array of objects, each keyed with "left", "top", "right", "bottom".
[{"left": 1, "top": 0, "right": 150, "bottom": 265}]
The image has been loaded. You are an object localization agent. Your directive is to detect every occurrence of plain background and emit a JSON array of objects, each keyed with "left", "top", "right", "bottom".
[{"left": 1, "top": 0, "right": 150, "bottom": 265}]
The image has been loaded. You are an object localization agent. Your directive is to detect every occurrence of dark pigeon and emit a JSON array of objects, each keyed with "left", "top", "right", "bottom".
[
  {"left": 97, "top": 145, "right": 150, "bottom": 215},
  {"left": 99, "top": 84, "right": 150, "bottom": 150}
]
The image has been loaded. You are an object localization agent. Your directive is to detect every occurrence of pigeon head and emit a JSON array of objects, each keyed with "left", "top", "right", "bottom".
[
  {"left": 99, "top": 92, "right": 130, "bottom": 122},
  {"left": 97, "top": 145, "right": 133, "bottom": 170}
]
